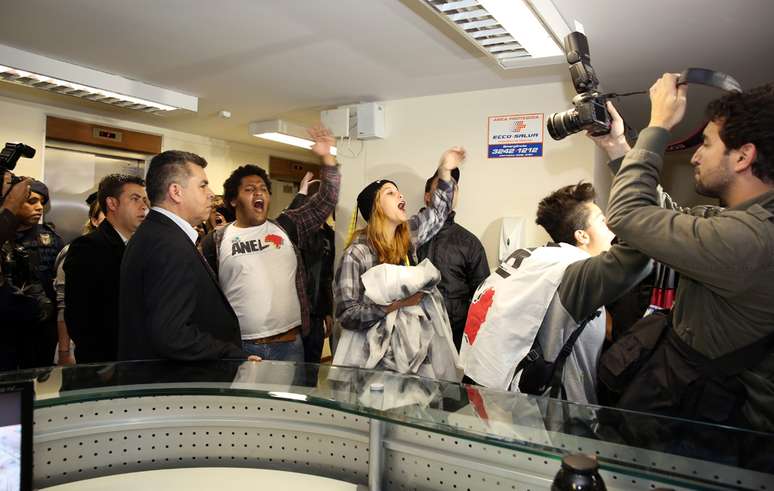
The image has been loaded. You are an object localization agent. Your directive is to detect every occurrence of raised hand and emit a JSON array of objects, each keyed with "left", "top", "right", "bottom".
[
  {"left": 439, "top": 146, "right": 466, "bottom": 171},
  {"left": 298, "top": 171, "right": 319, "bottom": 195},
  {"left": 1, "top": 173, "right": 31, "bottom": 215},
  {"left": 587, "top": 101, "right": 630, "bottom": 160},
  {"left": 649, "top": 73, "right": 688, "bottom": 131},
  {"left": 308, "top": 124, "right": 336, "bottom": 165},
  {"left": 436, "top": 146, "right": 466, "bottom": 182}
]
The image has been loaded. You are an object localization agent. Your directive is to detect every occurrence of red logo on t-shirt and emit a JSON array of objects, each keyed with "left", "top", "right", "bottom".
[
  {"left": 264, "top": 234, "right": 284, "bottom": 248},
  {"left": 464, "top": 288, "right": 495, "bottom": 345}
]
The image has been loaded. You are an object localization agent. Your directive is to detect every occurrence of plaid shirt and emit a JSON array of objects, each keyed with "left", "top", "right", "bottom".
[
  {"left": 202, "top": 164, "right": 340, "bottom": 337},
  {"left": 335, "top": 178, "right": 454, "bottom": 331}
]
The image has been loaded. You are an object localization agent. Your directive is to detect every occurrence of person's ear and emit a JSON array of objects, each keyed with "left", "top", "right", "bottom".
[
  {"left": 574, "top": 229, "right": 589, "bottom": 246},
  {"left": 106, "top": 196, "right": 119, "bottom": 212},
  {"left": 168, "top": 183, "right": 184, "bottom": 204},
  {"left": 733, "top": 142, "right": 757, "bottom": 173}
]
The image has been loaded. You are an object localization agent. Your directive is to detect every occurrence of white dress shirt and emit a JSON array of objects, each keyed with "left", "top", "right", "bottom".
[{"left": 151, "top": 206, "right": 199, "bottom": 244}]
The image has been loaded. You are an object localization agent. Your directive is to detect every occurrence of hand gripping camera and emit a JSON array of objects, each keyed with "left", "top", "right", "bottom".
[
  {"left": 547, "top": 32, "right": 611, "bottom": 140},
  {"left": 0, "top": 142, "right": 36, "bottom": 204}
]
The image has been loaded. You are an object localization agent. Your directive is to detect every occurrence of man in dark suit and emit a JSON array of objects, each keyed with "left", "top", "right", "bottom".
[
  {"left": 64, "top": 174, "right": 148, "bottom": 363},
  {"left": 119, "top": 150, "right": 257, "bottom": 362}
]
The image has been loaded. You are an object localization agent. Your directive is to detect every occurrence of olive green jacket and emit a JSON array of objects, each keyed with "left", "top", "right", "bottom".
[{"left": 607, "top": 127, "right": 774, "bottom": 431}]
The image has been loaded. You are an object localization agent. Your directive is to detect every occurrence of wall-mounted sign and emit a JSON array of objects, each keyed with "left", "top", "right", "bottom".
[{"left": 487, "top": 113, "right": 543, "bottom": 158}]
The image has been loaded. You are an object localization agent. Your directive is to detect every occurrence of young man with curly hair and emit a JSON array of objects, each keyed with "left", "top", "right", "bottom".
[{"left": 201, "top": 126, "right": 339, "bottom": 362}]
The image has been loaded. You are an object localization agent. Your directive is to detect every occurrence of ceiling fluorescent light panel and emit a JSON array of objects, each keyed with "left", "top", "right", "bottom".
[
  {"left": 0, "top": 44, "right": 197, "bottom": 113},
  {"left": 421, "top": 0, "right": 571, "bottom": 69},
  {"left": 249, "top": 119, "right": 337, "bottom": 156}
]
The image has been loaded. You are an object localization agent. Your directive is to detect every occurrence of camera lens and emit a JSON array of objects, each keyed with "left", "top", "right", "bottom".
[
  {"left": 20, "top": 144, "right": 36, "bottom": 159},
  {"left": 547, "top": 108, "right": 582, "bottom": 140}
]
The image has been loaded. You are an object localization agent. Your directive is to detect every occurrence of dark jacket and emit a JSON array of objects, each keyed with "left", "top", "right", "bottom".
[
  {"left": 118, "top": 209, "right": 247, "bottom": 361},
  {"left": 0, "top": 208, "right": 19, "bottom": 246},
  {"left": 287, "top": 193, "right": 335, "bottom": 319},
  {"left": 63, "top": 220, "right": 125, "bottom": 363},
  {"left": 1, "top": 222, "right": 63, "bottom": 369},
  {"left": 417, "top": 212, "right": 489, "bottom": 349},
  {"left": 607, "top": 127, "right": 774, "bottom": 431}
]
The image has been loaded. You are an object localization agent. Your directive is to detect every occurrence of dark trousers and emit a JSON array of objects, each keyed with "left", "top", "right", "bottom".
[{"left": 302, "top": 315, "right": 326, "bottom": 364}]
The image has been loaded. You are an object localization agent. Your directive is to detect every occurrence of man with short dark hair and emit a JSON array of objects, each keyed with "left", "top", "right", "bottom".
[
  {"left": 418, "top": 168, "right": 489, "bottom": 350},
  {"left": 461, "top": 182, "right": 651, "bottom": 404},
  {"left": 200, "top": 126, "right": 339, "bottom": 362},
  {"left": 119, "top": 150, "right": 256, "bottom": 362},
  {"left": 598, "top": 78, "right": 774, "bottom": 430},
  {"left": 64, "top": 174, "right": 147, "bottom": 363}
]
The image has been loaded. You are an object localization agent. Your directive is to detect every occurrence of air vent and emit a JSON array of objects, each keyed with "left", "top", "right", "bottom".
[{"left": 421, "top": 0, "right": 570, "bottom": 69}]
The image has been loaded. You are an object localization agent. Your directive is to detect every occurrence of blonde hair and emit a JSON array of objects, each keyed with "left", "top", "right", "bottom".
[
  {"left": 82, "top": 200, "right": 103, "bottom": 234},
  {"left": 347, "top": 186, "right": 411, "bottom": 265}
]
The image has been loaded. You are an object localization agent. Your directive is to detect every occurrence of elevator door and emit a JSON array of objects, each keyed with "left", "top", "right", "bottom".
[{"left": 43, "top": 145, "right": 145, "bottom": 244}]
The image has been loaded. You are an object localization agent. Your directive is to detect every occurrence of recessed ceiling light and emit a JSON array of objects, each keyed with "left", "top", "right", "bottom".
[
  {"left": 420, "top": 0, "right": 570, "bottom": 69},
  {"left": 0, "top": 44, "right": 198, "bottom": 112},
  {"left": 249, "top": 119, "right": 337, "bottom": 156}
]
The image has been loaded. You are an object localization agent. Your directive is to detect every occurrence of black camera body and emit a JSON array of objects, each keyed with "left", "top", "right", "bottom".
[
  {"left": 0, "top": 142, "right": 36, "bottom": 204},
  {"left": 547, "top": 32, "right": 611, "bottom": 140},
  {"left": 0, "top": 142, "right": 36, "bottom": 173}
]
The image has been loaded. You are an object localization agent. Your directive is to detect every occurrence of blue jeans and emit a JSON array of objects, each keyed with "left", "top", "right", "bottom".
[{"left": 243, "top": 334, "right": 304, "bottom": 362}]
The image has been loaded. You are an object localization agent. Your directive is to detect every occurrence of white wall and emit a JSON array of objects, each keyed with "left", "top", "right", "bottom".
[
  {"left": 334, "top": 81, "right": 597, "bottom": 269},
  {"left": 0, "top": 96, "right": 321, "bottom": 197},
  {"left": 1, "top": 81, "right": 599, "bottom": 269}
]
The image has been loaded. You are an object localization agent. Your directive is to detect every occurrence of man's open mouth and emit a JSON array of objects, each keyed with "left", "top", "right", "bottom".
[{"left": 253, "top": 198, "right": 265, "bottom": 212}]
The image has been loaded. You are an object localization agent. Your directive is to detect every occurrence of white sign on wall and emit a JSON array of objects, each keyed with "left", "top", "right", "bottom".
[{"left": 487, "top": 113, "right": 544, "bottom": 158}]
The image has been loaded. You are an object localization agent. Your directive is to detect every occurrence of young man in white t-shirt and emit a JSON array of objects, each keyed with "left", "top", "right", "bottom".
[{"left": 201, "top": 126, "right": 340, "bottom": 361}]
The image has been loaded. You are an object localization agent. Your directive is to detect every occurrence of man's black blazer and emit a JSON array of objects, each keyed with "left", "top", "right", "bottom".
[
  {"left": 64, "top": 220, "right": 126, "bottom": 363},
  {"left": 118, "top": 209, "right": 247, "bottom": 361}
]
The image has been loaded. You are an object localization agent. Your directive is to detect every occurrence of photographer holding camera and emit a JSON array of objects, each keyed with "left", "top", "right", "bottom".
[{"left": 595, "top": 77, "right": 774, "bottom": 432}]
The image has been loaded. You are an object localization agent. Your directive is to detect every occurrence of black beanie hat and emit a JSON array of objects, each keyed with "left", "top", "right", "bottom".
[
  {"left": 29, "top": 179, "right": 50, "bottom": 204},
  {"left": 356, "top": 179, "right": 396, "bottom": 222}
]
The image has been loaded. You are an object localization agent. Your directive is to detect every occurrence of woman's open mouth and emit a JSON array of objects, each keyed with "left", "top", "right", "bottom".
[
  {"left": 253, "top": 198, "right": 265, "bottom": 212},
  {"left": 398, "top": 201, "right": 406, "bottom": 211}
]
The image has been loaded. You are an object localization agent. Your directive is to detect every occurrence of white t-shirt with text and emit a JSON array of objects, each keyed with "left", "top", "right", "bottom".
[{"left": 218, "top": 222, "right": 301, "bottom": 339}]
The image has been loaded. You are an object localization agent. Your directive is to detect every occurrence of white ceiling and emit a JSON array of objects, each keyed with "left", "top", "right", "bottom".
[{"left": 0, "top": 0, "right": 772, "bottom": 146}]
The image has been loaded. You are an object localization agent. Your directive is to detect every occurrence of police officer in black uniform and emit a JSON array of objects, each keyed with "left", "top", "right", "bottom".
[{"left": 0, "top": 179, "right": 63, "bottom": 370}]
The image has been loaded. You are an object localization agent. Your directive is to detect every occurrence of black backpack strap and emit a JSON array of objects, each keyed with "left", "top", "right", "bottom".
[
  {"left": 548, "top": 310, "right": 602, "bottom": 398},
  {"left": 512, "top": 338, "right": 542, "bottom": 381}
]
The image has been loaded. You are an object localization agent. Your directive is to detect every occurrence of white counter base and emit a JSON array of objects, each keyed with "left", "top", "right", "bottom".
[{"left": 42, "top": 467, "right": 361, "bottom": 490}]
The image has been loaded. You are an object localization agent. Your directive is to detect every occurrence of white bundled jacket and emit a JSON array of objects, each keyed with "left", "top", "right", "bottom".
[{"left": 333, "top": 259, "right": 461, "bottom": 382}]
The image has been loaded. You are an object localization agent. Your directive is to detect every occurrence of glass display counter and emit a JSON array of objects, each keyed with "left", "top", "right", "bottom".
[{"left": 0, "top": 361, "right": 771, "bottom": 490}]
